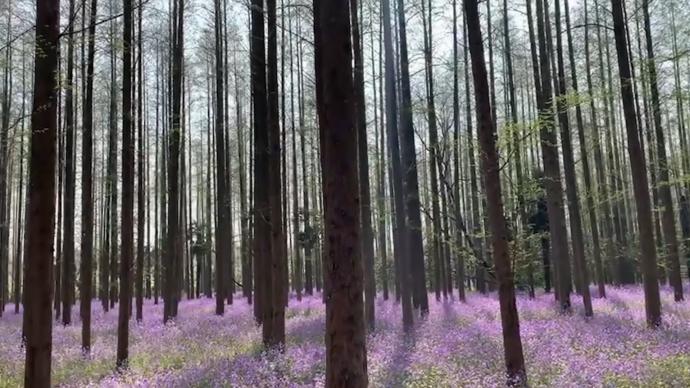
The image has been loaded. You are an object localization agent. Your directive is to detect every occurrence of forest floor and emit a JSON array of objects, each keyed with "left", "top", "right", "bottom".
[{"left": 2, "top": 284, "right": 690, "bottom": 387}]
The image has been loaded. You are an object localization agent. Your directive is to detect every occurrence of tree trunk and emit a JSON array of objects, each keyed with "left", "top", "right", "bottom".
[
  {"left": 265, "top": 0, "right": 286, "bottom": 347},
  {"left": 0, "top": 0, "right": 13, "bottom": 317},
  {"left": 251, "top": 0, "right": 269, "bottom": 327},
  {"left": 61, "top": 0, "right": 76, "bottom": 326},
  {"left": 610, "top": 0, "right": 662, "bottom": 328},
  {"left": 80, "top": 0, "right": 98, "bottom": 351},
  {"left": 214, "top": 0, "right": 228, "bottom": 316},
  {"left": 535, "top": 0, "right": 571, "bottom": 311},
  {"left": 165, "top": 0, "right": 184, "bottom": 323},
  {"left": 314, "top": 1, "right": 368, "bottom": 384},
  {"left": 135, "top": 0, "right": 145, "bottom": 321},
  {"left": 382, "top": 0, "right": 413, "bottom": 330},
  {"left": 464, "top": 0, "right": 527, "bottom": 384},
  {"left": 552, "top": 0, "right": 592, "bottom": 316},
  {"left": 13, "top": 46, "right": 26, "bottom": 314},
  {"left": 350, "top": 0, "right": 376, "bottom": 332},
  {"left": 452, "top": 0, "right": 465, "bottom": 301},
  {"left": 421, "top": 0, "right": 442, "bottom": 303},
  {"left": 117, "top": 0, "right": 134, "bottom": 368},
  {"left": 567, "top": 0, "right": 605, "bottom": 299},
  {"left": 642, "top": 0, "right": 684, "bottom": 302},
  {"left": 24, "top": 0, "right": 60, "bottom": 383},
  {"left": 396, "top": 0, "right": 429, "bottom": 315},
  {"left": 463, "top": 8, "right": 486, "bottom": 294}
]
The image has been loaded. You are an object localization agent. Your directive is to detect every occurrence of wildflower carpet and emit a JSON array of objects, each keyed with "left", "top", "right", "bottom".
[{"left": 2, "top": 285, "right": 690, "bottom": 387}]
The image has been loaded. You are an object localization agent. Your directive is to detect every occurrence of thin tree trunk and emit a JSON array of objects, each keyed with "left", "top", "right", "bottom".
[
  {"left": 213, "top": 0, "right": 228, "bottom": 316},
  {"left": 452, "top": 0, "right": 465, "bottom": 301},
  {"left": 565, "top": 0, "right": 605, "bottom": 299},
  {"left": 117, "top": 0, "right": 134, "bottom": 368},
  {"left": 464, "top": 0, "right": 527, "bottom": 384},
  {"left": 421, "top": 0, "right": 442, "bottom": 303},
  {"left": 135, "top": 0, "right": 145, "bottom": 321},
  {"left": 80, "top": 0, "right": 98, "bottom": 351}
]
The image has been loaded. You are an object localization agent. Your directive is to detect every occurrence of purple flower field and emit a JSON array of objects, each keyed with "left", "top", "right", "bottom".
[{"left": 2, "top": 285, "right": 690, "bottom": 387}]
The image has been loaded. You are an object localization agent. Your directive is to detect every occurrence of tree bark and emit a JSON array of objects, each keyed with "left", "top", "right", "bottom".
[
  {"left": 553, "top": 0, "right": 592, "bottom": 316},
  {"left": 80, "top": 0, "right": 98, "bottom": 351},
  {"left": 610, "top": 0, "right": 662, "bottom": 327},
  {"left": 382, "top": 0, "right": 413, "bottom": 330},
  {"left": 350, "top": 0, "right": 376, "bottom": 332},
  {"left": 117, "top": 0, "right": 134, "bottom": 368},
  {"left": 396, "top": 0, "right": 429, "bottom": 315},
  {"left": 314, "top": 1, "right": 368, "bottom": 385},
  {"left": 214, "top": 0, "right": 228, "bottom": 316},
  {"left": 464, "top": 0, "right": 527, "bottom": 384},
  {"left": 24, "top": 0, "right": 60, "bottom": 383},
  {"left": 642, "top": 0, "right": 684, "bottom": 302},
  {"left": 535, "top": 0, "right": 571, "bottom": 311},
  {"left": 265, "top": 0, "right": 286, "bottom": 347},
  {"left": 61, "top": 0, "right": 76, "bottom": 326}
]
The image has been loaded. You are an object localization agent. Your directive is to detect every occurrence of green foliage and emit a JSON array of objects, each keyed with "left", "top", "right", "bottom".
[
  {"left": 403, "top": 365, "right": 450, "bottom": 388},
  {"left": 606, "top": 355, "right": 690, "bottom": 387},
  {"left": 53, "top": 357, "right": 113, "bottom": 386}
]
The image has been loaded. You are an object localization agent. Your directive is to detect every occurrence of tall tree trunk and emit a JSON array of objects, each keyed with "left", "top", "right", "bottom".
[
  {"left": 587, "top": 0, "right": 614, "bottom": 291},
  {"left": 13, "top": 45, "right": 26, "bottom": 314},
  {"left": 350, "top": 0, "right": 376, "bottom": 332},
  {"left": 266, "top": 0, "right": 286, "bottom": 347},
  {"left": 117, "top": 0, "right": 134, "bottom": 368},
  {"left": 0, "top": 0, "right": 13, "bottom": 316},
  {"left": 165, "top": 0, "right": 184, "bottom": 323},
  {"left": 421, "top": 0, "right": 442, "bottom": 303},
  {"left": 251, "top": 0, "right": 269, "bottom": 326},
  {"left": 464, "top": 0, "right": 527, "bottom": 384},
  {"left": 463, "top": 8, "right": 486, "bottom": 294},
  {"left": 452, "top": 0, "right": 465, "bottom": 301},
  {"left": 24, "top": 0, "right": 60, "bottom": 382},
  {"left": 553, "top": 0, "right": 592, "bottom": 316},
  {"left": 104, "top": 3, "right": 118, "bottom": 312},
  {"left": 396, "top": 0, "right": 429, "bottom": 315},
  {"left": 503, "top": 0, "right": 532, "bottom": 301},
  {"left": 287, "top": 9, "right": 302, "bottom": 301},
  {"left": 525, "top": 0, "right": 552, "bottom": 294},
  {"left": 642, "top": 0, "right": 684, "bottom": 302},
  {"left": 610, "top": 0, "right": 661, "bottom": 328},
  {"left": 382, "top": 0, "right": 413, "bottom": 330},
  {"left": 135, "top": 0, "right": 145, "bottom": 321},
  {"left": 61, "top": 0, "right": 76, "bottom": 326},
  {"left": 297, "top": 18, "right": 313, "bottom": 297},
  {"left": 535, "top": 0, "right": 571, "bottom": 311},
  {"left": 214, "top": 0, "right": 228, "bottom": 316},
  {"left": 566, "top": 0, "right": 605, "bottom": 299},
  {"left": 80, "top": 0, "right": 98, "bottom": 351},
  {"left": 314, "top": 1, "right": 368, "bottom": 385}
]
